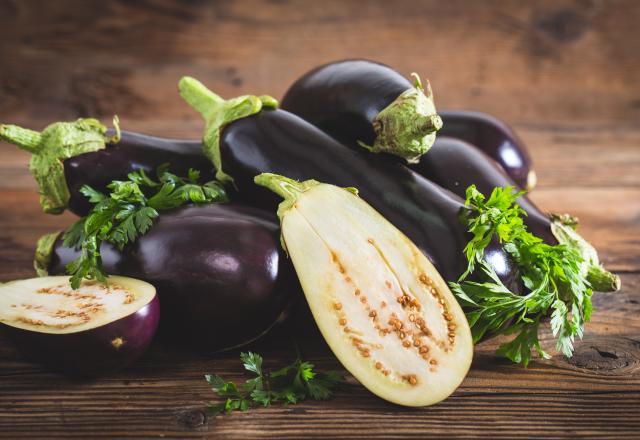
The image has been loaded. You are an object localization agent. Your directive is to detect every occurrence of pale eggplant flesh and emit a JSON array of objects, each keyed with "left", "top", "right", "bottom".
[
  {"left": 0, "top": 276, "right": 159, "bottom": 376},
  {"left": 256, "top": 174, "right": 473, "bottom": 407}
]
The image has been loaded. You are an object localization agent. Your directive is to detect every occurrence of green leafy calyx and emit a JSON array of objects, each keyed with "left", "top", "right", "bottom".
[{"left": 0, "top": 117, "right": 121, "bottom": 214}]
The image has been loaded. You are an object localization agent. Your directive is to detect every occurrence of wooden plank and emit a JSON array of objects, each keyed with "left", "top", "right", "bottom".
[{"left": 0, "top": 0, "right": 639, "bottom": 127}]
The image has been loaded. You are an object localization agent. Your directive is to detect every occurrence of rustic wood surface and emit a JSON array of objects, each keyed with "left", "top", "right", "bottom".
[{"left": 1, "top": 0, "right": 639, "bottom": 438}]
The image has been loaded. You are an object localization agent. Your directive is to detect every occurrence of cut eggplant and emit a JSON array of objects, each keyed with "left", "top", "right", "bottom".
[
  {"left": 255, "top": 174, "right": 473, "bottom": 407},
  {"left": 0, "top": 276, "right": 159, "bottom": 376}
]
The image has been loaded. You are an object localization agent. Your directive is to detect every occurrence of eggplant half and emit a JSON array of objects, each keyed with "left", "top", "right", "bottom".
[
  {"left": 256, "top": 173, "right": 472, "bottom": 406},
  {"left": 178, "top": 77, "right": 522, "bottom": 294},
  {"left": 0, "top": 276, "right": 159, "bottom": 376},
  {"left": 280, "top": 59, "right": 535, "bottom": 189},
  {"left": 0, "top": 118, "right": 213, "bottom": 215},
  {"left": 413, "top": 136, "right": 620, "bottom": 292},
  {"left": 37, "top": 204, "right": 296, "bottom": 352}
]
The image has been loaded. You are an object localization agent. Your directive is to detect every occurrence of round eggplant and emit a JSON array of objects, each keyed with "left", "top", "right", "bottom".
[
  {"left": 415, "top": 136, "right": 619, "bottom": 292},
  {"left": 0, "top": 276, "right": 159, "bottom": 376},
  {"left": 280, "top": 59, "right": 535, "bottom": 189},
  {"left": 0, "top": 118, "right": 213, "bottom": 215},
  {"left": 38, "top": 204, "right": 297, "bottom": 352},
  {"left": 178, "top": 78, "right": 522, "bottom": 295}
]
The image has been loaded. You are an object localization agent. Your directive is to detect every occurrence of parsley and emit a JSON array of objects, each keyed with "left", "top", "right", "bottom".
[
  {"left": 63, "top": 165, "right": 228, "bottom": 288},
  {"left": 451, "top": 185, "right": 593, "bottom": 367},
  {"left": 205, "top": 352, "right": 344, "bottom": 415}
]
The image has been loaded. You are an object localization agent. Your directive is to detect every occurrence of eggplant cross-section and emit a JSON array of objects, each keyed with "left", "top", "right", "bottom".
[{"left": 255, "top": 173, "right": 473, "bottom": 407}]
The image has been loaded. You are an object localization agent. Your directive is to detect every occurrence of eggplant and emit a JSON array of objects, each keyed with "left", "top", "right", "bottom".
[
  {"left": 280, "top": 59, "right": 535, "bottom": 189},
  {"left": 37, "top": 204, "right": 296, "bottom": 352},
  {"left": 255, "top": 173, "right": 473, "bottom": 406},
  {"left": 410, "top": 136, "right": 620, "bottom": 292},
  {"left": 0, "top": 118, "right": 213, "bottom": 215},
  {"left": 178, "top": 77, "right": 522, "bottom": 295},
  {"left": 0, "top": 276, "right": 159, "bottom": 376}
]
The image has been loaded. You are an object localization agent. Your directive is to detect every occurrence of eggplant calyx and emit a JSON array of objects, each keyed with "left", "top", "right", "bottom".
[
  {"left": 34, "top": 231, "right": 62, "bottom": 277},
  {"left": 359, "top": 74, "right": 442, "bottom": 163},
  {"left": 178, "top": 76, "right": 279, "bottom": 187},
  {"left": 549, "top": 215, "right": 621, "bottom": 292},
  {"left": 0, "top": 117, "right": 120, "bottom": 214}
]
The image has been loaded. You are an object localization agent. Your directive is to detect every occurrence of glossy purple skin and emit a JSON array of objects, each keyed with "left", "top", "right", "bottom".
[
  {"left": 217, "top": 108, "right": 522, "bottom": 294},
  {"left": 64, "top": 130, "right": 213, "bottom": 216},
  {"left": 2, "top": 295, "right": 159, "bottom": 377},
  {"left": 49, "top": 204, "right": 296, "bottom": 352},
  {"left": 415, "top": 136, "right": 555, "bottom": 243},
  {"left": 281, "top": 59, "right": 533, "bottom": 189}
]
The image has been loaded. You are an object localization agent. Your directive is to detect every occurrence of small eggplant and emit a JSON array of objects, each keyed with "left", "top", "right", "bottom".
[
  {"left": 415, "top": 136, "right": 619, "bottom": 292},
  {"left": 0, "top": 118, "right": 213, "bottom": 215},
  {"left": 0, "top": 276, "right": 159, "bottom": 376},
  {"left": 281, "top": 59, "right": 535, "bottom": 189},
  {"left": 36, "top": 204, "right": 296, "bottom": 352},
  {"left": 255, "top": 173, "right": 472, "bottom": 406},
  {"left": 178, "top": 77, "right": 522, "bottom": 294}
]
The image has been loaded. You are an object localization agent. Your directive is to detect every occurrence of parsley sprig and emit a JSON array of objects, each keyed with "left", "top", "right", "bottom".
[
  {"left": 63, "top": 165, "right": 228, "bottom": 288},
  {"left": 205, "top": 352, "right": 344, "bottom": 415},
  {"left": 451, "top": 185, "right": 593, "bottom": 367}
]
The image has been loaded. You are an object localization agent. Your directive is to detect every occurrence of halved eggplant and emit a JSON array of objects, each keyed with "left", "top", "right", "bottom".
[
  {"left": 0, "top": 276, "right": 159, "bottom": 376},
  {"left": 255, "top": 173, "right": 473, "bottom": 407}
]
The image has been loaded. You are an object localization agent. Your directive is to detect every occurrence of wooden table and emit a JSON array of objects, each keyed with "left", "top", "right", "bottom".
[{"left": 1, "top": 1, "right": 639, "bottom": 438}]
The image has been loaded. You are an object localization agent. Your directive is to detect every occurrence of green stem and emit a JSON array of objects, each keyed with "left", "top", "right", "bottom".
[
  {"left": 178, "top": 76, "right": 279, "bottom": 186},
  {"left": 549, "top": 215, "right": 620, "bottom": 292},
  {"left": 0, "top": 125, "right": 43, "bottom": 153},
  {"left": 361, "top": 72, "right": 442, "bottom": 163},
  {"left": 0, "top": 118, "right": 118, "bottom": 214},
  {"left": 34, "top": 231, "right": 62, "bottom": 277}
]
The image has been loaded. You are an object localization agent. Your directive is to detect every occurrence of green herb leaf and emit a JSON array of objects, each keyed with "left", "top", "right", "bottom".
[
  {"left": 63, "top": 165, "right": 228, "bottom": 288},
  {"left": 205, "top": 351, "right": 344, "bottom": 415},
  {"left": 452, "top": 185, "right": 593, "bottom": 366}
]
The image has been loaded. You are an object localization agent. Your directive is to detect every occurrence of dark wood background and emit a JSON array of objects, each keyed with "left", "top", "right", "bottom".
[{"left": 1, "top": 0, "right": 639, "bottom": 438}]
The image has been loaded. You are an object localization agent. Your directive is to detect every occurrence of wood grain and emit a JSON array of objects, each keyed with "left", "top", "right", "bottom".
[{"left": 0, "top": 0, "right": 639, "bottom": 438}]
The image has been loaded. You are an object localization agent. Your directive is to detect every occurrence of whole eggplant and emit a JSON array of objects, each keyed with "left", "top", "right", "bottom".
[
  {"left": 410, "top": 136, "right": 620, "bottom": 291},
  {"left": 280, "top": 59, "right": 535, "bottom": 189},
  {"left": 178, "top": 78, "right": 522, "bottom": 295},
  {"left": 0, "top": 119, "right": 213, "bottom": 215},
  {"left": 37, "top": 204, "right": 297, "bottom": 352}
]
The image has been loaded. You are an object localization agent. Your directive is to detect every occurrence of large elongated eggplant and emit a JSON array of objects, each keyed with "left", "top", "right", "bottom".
[
  {"left": 412, "top": 136, "right": 619, "bottom": 291},
  {"left": 36, "top": 204, "right": 296, "bottom": 352},
  {"left": 281, "top": 59, "right": 535, "bottom": 189},
  {"left": 0, "top": 118, "right": 213, "bottom": 215},
  {"left": 178, "top": 77, "right": 522, "bottom": 294}
]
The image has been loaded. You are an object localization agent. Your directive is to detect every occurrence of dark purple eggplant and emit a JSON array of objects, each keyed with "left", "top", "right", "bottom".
[
  {"left": 414, "top": 136, "right": 619, "bottom": 292},
  {"left": 0, "top": 118, "right": 213, "bottom": 215},
  {"left": 281, "top": 59, "right": 535, "bottom": 189},
  {"left": 178, "top": 77, "right": 522, "bottom": 294},
  {"left": 0, "top": 276, "right": 159, "bottom": 376},
  {"left": 37, "top": 204, "right": 297, "bottom": 352},
  {"left": 438, "top": 110, "right": 535, "bottom": 190}
]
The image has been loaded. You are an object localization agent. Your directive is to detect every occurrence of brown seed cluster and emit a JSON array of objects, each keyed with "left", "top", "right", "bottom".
[
  {"left": 401, "top": 374, "right": 418, "bottom": 386},
  {"left": 418, "top": 272, "right": 456, "bottom": 347}
]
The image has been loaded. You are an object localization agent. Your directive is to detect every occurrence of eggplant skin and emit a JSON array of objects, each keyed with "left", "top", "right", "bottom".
[
  {"left": 48, "top": 204, "right": 297, "bottom": 352},
  {"left": 281, "top": 59, "right": 533, "bottom": 188},
  {"left": 415, "top": 136, "right": 554, "bottom": 243},
  {"left": 218, "top": 109, "right": 522, "bottom": 295},
  {"left": 2, "top": 295, "right": 159, "bottom": 377},
  {"left": 438, "top": 111, "right": 533, "bottom": 190},
  {"left": 64, "top": 131, "right": 213, "bottom": 216}
]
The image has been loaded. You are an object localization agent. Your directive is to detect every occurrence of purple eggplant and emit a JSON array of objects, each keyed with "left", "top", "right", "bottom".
[
  {"left": 37, "top": 204, "right": 297, "bottom": 352},
  {"left": 414, "top": 136, "right": 619, "bottom": 292},
  {"left": 0, "top": 118, "right": 213, "bottom": 215},
  {"left": 178, "top": 77, "right": 522, "bottom": 294},
  {"left": 0, "top": 276, "right": 159, "bottom": 376},
  {"left": 281, "top": 59, "right": 535, "bottom": 189}
]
